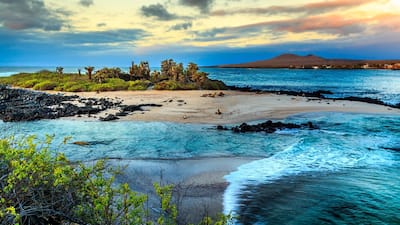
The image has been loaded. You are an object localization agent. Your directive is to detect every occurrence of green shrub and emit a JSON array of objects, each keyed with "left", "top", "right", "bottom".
[
  {"left": 154, "top": 80, "right": 181, "bottom": 90},
  {"left": 90, "top": 83, "right": 114, "bottom": 92},
  {"left": 32, "top": 81, "right": 58, "bottom": 90},
  {"left": 22, "top": 79, "right": 40, "bottom": 88},
  {"left": 90, "top": 78, "right": 129, "bottom": 91},
  {"left": 0, "top": 136, "right": 232, "bottom": 225},
  {"left": 201, "top": 79, "right": 228, "bottom": 90},
  {"left": 128, "top": 80, "right": 151, "bottom": 90},
  {"left": 59, "top": 81, "right": 90, "bottom": 92}
]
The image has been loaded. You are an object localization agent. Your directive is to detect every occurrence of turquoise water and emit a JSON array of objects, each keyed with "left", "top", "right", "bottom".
[{"left": 1, "top": 113, "right": 400, "bottom": 224}]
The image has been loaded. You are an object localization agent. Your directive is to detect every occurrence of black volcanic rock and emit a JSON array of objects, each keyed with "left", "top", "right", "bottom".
[
  {"left": 216, "top": 120, "right": 317, "bottom": 134},
  {"left": 0, "top": 86, "right": 163, "bottom": 122},
  {"left": 99, "top": 114, "right": 119, "bottom": 121}
]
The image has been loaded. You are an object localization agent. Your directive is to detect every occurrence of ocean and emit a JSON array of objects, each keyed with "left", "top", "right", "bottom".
[{"left": 1, "top": 67, "right": 400, "bottom": 224}]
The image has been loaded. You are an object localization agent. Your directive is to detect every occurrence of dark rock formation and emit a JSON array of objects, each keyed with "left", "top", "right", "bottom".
[
  {"left": 217, "top": 120, "right": 317, "bottom": 134},
  {"left": 120, "top": 104, "right": 162, "bottom": 113},
  {"left": 99, "top": 114, "right": 120, "bottom": 121},
  {"left": 0, "top": 85, "right": 163, "bottom": 122}
]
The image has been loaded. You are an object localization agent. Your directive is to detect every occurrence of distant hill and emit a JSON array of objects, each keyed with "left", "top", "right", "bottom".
[{"left": 219, "top": 54, "right": 400, "bottom": 69}]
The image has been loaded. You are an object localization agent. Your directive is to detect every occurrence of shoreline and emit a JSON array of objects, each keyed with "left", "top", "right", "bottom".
[
  {"left": 108, "top": 157, "right": 258, "bottom": 224},
  {"left": 49, "top": 90, "right": 400, "bottom": 124}
]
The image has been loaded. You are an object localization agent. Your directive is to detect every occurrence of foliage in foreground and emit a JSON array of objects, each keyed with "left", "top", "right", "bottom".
[
  {"left": 0, "top": 60, "right": 227, "bottom": 92},
  {"left": 0, "top": 136, "right": 231, "bottom": 225}
]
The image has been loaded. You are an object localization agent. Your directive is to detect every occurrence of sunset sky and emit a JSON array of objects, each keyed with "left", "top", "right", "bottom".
[{"left": 1, "top": 0, "right": 400, "bottom": 66}]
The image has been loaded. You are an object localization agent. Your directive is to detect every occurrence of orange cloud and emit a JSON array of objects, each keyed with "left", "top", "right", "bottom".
[
  {"left": 211, "top": 0, "right": 382, "bottom": 16},
  {"left": 235, "top": 14, "right": 366, "bottom": 35}
]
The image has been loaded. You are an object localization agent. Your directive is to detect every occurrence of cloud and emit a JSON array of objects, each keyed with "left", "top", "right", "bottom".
[
  {"left": 256, "top": 15, "right": 366, "bottom": 36},
  {"left": 179, "top": 0, "right": 214, "bottom": 13},
  {"left": 79, "top": 0, "right": 93, "bottom": 7},
  {"left": 141, "top": 4, "right": 178, "bottom": 20},
  {"left": 170, "top": 22, "right": 193, "bottom": 30},
  {"left": 0, "top": 0, "right": 67, "bottom": 31},
  {"left": 97, "top": 23, "right": 107, "bottom": 27},
  {"left": 0, "top": 27, "right": 149, "bottom": 65},
  {"left": 211, "top": 0, "right": 378, "bottom": 16},
  {"left": 55, "top": 29, "right": 148, "bottom": 45}
]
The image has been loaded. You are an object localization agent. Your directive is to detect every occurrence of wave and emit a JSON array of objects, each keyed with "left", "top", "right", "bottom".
[{"left": 223, "top": 139, "right": 396, "bottom": 216}]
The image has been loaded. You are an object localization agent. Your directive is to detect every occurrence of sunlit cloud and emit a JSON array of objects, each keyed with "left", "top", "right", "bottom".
[{"left": 0, "top": 0, "right": 399, "bottom": 66}]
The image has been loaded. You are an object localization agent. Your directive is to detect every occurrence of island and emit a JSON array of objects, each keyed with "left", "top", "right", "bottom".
[{"left": 219, "top": 53, "right": 400, "bottom": 69}]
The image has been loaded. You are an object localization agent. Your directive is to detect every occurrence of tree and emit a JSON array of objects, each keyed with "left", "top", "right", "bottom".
[
  {"left": 176, "top": 63, "right": 187, "bottom": 83},
  {"left": 151, "top": 70, "right": 161, "bottom": 83},
  {"left": 186, "top": 62, "right": 199, "bottom": 82},
  {"left": 93, "top": 67, "right": 122, "bottom": 83},
  {"left": 161, "top": 59, "right": 177, "bottom": 79},
  {"left": 56, "top": 67, "right": 64, "bottom": 75},
  {"left": 138, "top": 61, "right": 150, "bottom": 80},
  {"left": 129, "top": 61, "right": 136, "bottom": 80},
  {"left": 85, "top": 66, "right": 95, "bottom": 80}
]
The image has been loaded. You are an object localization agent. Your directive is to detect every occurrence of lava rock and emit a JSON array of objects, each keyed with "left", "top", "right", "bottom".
[{"left": 99, "top": 114, "right": 119, "bottom": 121}]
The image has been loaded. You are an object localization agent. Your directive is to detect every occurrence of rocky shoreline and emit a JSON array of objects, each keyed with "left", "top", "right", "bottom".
[
  {"left": 0, "top": 85, "right": 161, "bottom": 122},
  {"left": 228, "top": 85, "right": 400, "bottom": 109}
]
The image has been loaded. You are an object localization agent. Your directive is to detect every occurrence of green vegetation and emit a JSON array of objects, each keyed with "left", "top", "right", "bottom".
[
  {"left": 0, "top": 136, "right": 232, "bottom": 225},
  {"left": 0, "top": 60, "right": 227, "bottom": 92}
]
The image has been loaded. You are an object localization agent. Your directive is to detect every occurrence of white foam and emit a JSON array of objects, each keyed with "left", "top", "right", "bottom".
[{"left": 223, "top": 141, "right": 395, "bottom": 216}]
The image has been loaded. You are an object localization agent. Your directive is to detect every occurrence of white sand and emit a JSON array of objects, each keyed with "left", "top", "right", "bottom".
[{"left": 49, "top": 90, "right": 400, "bottom": 124}]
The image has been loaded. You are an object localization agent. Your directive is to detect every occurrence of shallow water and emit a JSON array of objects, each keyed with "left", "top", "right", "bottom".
[{"left": 1, "top": 112, "right": 399, "bottom": 224}]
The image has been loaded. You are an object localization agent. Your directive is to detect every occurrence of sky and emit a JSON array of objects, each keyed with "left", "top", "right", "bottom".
[{"left": 1, "top": 0, "right": 400, "bottom": 66}]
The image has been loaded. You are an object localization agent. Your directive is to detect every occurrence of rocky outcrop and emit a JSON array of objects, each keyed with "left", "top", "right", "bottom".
[
  {"left": 217, "top": 120, "right": 317, "bottom": 134},
  {"left": 0, "top": 85, "right": 162, "bottom": 122},
  {"left": 99, "top": 114, "right": 120, "bottom": 121}
]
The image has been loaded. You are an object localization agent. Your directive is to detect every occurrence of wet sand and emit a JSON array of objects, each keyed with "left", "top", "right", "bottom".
[{"left": 108, "top": 157, "right": 258, "bottom": 224}]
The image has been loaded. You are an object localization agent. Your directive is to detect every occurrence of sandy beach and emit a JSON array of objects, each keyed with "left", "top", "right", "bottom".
[{"left": 50, "top": 90, "right": 400, "bottom": 124}]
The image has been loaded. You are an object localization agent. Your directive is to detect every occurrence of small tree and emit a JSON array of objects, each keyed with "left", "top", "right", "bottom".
[
  {"left": 56, "top": 66, "right": 64, "bottom": 75},
  {"left": 129, "top": 61, "right": 136, "bottom": 80},
  {"left": 85, "top": 66, "right": 95, "bottom": 80},
  {"left": 138, "top": 61, "right": 150, "bottom": 80}
]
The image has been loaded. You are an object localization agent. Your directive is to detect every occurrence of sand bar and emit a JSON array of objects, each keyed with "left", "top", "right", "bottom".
[{"left": 47, "top": 90, "right": 400, "bottom": 124}]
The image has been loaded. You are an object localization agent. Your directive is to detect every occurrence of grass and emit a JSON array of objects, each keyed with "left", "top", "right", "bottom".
[{"left": 0, "top": 70, "right": 227, "bottom": 92}]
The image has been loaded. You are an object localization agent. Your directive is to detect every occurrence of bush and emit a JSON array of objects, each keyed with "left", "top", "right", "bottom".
[
  {"left": 128, "top": 80, "right": 151, "bottom": 90},
  {"left": 106, "top": 78, "right": 129, "bottom": 90},
  {"left": 18, "top": 79, "right": 40, "bottom": 88},
  {"left": 201, "top": 79, "right": 228, "bottom": 90},
  {"left": 0, "top": 136, "right": 232, "bottom": 225},
  {"left": 58, "top": 81, "right": 90, "bottom": 92},
  {"left": 32, "top": 81, "right": 58, "bottom": 90}
]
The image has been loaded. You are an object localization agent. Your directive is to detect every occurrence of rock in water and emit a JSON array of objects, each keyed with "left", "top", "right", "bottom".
[{"left": 99, "top": 114, "right": 119, "bottom": 121}]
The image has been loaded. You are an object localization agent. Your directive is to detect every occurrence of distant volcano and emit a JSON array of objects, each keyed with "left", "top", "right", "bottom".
[{"left": 219, "top": 54, "right": 400, "bottom": 69}]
